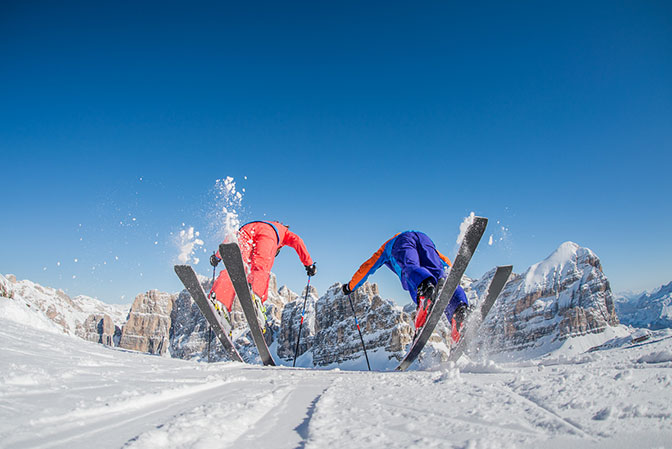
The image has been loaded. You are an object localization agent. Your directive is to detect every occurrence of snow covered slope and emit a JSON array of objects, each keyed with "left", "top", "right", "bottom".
[
  {"left": 1, "top": 293, "right": 671, "bottom": 449},
  {"left": 1, "top": 273, "right": 130, "bottom": 344}
]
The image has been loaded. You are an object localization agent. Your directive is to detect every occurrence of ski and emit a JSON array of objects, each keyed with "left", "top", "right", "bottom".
[
  {"left": 219, "top": 243, "right": 276, "bottom": 366},
  {"left": 447, "top": 265, "right": 513, "bottom": 363},
  {"left": 174, "top": 264, "right": 244, "bottom": 363},
  {"left": 396, "top": 216, "right": 488, "bottom": 371}
]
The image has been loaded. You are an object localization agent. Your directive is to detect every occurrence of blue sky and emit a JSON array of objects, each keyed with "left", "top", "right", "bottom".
[{"left": 1, "top": 1, "right": 670, "bottom": 304}]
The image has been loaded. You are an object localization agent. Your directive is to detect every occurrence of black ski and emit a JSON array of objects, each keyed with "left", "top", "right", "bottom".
[
  {"left": 447, "top": 265, "right": 513, "bottom": 363},
  {"left": 219, "top": 243, "right": 276, "bottom": 366},
  {"left": 396, "top": 216, "right": 488, "bottom": 371},
  {"left": 174, "top": 264, "right": 243, "bottom": 363}
]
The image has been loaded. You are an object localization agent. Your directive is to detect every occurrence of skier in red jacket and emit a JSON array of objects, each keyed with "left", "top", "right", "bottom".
[{"left": 209, "top": 221, "right": 316, "bottom": 316}]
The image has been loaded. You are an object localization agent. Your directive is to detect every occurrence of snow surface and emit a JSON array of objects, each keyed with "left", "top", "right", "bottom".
[{"left": 2, "top": 298, "right": 671, "bottom": 448}]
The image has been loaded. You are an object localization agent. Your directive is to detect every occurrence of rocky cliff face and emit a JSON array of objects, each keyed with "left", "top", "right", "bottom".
[
  {"left": 274, "top": 281, "right": 458, "bottom": 369},
  {"left": 276, "top": 282, "right": 413, "bottom": 367},
  {"left": 118, "top": 290, "right": 176, "bottom": 355},
  {"left": 478, "top": 242, "right": 619, "bottom": 354},
  {"left": 80, "top": 314, "right": 120, "bottom": 346}
]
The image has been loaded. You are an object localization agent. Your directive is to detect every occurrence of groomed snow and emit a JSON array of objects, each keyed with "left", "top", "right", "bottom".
[{"left": 1, "top": 301, "right": 671, "bottom": 449}]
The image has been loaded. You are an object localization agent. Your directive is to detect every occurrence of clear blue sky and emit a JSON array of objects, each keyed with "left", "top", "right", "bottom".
[{"left": 2, "top": 1, "right": 670, "bottom": 304}]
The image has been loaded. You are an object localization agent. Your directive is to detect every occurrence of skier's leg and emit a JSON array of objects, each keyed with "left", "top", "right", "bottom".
[
  {"left": 391, "top": 233, "right": 433, "bottom": 305},
  {"left": 415, "top": 232, "right": 447, "bottom": 282},
  {"left": 443, "top": 285, "right": 469, "bottom": 321},
  {"left": 248, "top": 232, "right": 277, "bottom": 303},
  {"left": 211, "top": 270, "right": 236, "bottom": 312},
  {"left": 444, "top": 285, "right": 469, "bottom": 342}
]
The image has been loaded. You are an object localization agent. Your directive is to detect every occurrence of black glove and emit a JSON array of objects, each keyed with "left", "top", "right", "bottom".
[
  {"left": 342, "top": 283, "right": 352, "bottom": 295},
  {"left": 210, "top": 253, "right": 220, "bottom": 267},
  {"left": 305, "top": 263, "right": 317, "bottom": 277}
]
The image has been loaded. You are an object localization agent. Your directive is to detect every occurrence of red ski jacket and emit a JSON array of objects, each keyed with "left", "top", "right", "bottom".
[{"left": 217, "top": 220, "right": 314, "bottom": 267}]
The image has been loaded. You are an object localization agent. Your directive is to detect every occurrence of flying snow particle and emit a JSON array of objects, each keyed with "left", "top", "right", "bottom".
[
  {"left": 488, "top": 235, "right": 493, "bottom": 246},
  {"left": 457, "top": 212, "right": 476, "bottom": 245},
  {"left": 74, "top": 258, "right": 78, "bottom": 263},
  {"left": 209, "top": 176, "right": 245, "bottom": 243},
  {"left": 177, "top": 226, "right": 205, "bottom": 264}
]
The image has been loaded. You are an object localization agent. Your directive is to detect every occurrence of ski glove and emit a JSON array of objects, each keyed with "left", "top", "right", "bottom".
[
  {"left": 342, "top": 283, "right": 352, "bottom": 295},
  {"left": 305, "top": 263, "right": 317, "bottom": 277},
  {"left": 209, "top": 253, "right": 220, "bottom": 267}
]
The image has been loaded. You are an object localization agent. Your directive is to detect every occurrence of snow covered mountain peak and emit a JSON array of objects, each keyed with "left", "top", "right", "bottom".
[{"left": 523, "top": 241, "right": 595, "bottom": 294}]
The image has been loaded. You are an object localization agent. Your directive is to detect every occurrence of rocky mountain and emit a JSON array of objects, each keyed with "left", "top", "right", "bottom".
[
  {"left": 478, "top": 242, "right": 619, "bottom": 355},
  {"left": 0, "top": 273, "right": 128, "bottom": 345},
  {"left": 2, "top": 240, "right": 630, "bottom": 367},
  {"left": 275, "top": 281, "right": 459, "bottom": 369},
  {"left": 118, "top": 290, "right": 176, "bottom": 354},
  {"left": 615, "top": 281, "right": 672, "bottom": 329}
]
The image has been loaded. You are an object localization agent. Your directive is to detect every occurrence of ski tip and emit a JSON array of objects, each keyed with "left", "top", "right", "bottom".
[
  {"left": 174, "top": 264, "right": 189, "bottom": 273},
  {"left": 473, "top": 216, "right": 488, "bottom": 228},
  {"left": 497, "top": 265, "right": 514, "bottom": 274}
]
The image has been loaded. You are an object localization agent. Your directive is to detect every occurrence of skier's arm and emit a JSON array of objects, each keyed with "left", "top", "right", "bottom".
[
  {"left": 436, "top": 250, "right": 452, "bottom": 267},
  {"left": 346, "top": 239, "right": 391, "bottom": 292},
  {"left": 283, "top": 230, "right": 314, "bottom": 266}
]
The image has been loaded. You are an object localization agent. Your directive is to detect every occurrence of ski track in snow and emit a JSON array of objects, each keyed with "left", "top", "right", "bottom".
[{"left": 2, "top": 316, "right": 672, "bottom": 448}]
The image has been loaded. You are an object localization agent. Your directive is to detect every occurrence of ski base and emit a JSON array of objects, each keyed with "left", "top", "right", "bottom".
[
  {"left": 219, "top": 243, "right": 276, "bottom": 366},
  {"left": 174, "top": 264, "right": 243, "bottom": 363}
]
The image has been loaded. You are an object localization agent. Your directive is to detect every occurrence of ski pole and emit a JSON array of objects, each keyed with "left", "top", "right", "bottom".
[
  {"left": 207, "top": 254, "right": 216, "bottom": 363},
  {"left": 346, "top": 291, "right": 371, "bottom": 371},
  {"left": 292, "top": 276, "right": 312, "bottom": 367}
]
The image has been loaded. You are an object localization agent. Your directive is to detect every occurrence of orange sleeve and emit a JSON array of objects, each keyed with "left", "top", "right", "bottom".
[
  {"left": 282, "top": 230, "right": 314, "bottom": 266},
  {"left": 437, "top": 250, "right": 452, "bottom": 267},
  {"left": 347, "top": 237, "right": 394, "bottom": 291}
]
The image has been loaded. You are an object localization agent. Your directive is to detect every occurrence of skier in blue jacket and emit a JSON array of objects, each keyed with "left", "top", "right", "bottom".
[{"left": 342, "top": 231, "right": 468, "bottom": 340}]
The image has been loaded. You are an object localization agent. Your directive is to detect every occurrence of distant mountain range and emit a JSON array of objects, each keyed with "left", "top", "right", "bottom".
[{"left": 615, "top": 281, "right": 672, "bottom": 330}]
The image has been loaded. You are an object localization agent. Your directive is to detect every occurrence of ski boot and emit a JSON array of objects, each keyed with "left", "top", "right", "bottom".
[
  {"left": 252, "top": 292, "right": 269, "bottom": 334},
  {"left": 209, "top": 290, "right": 233, "bottom": 337},
  {"left": 451, "top": 303, "right": 468, "bottom": 344},
  {"left": 414, "top": 280, "right": 436, "bottom": 333}
]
